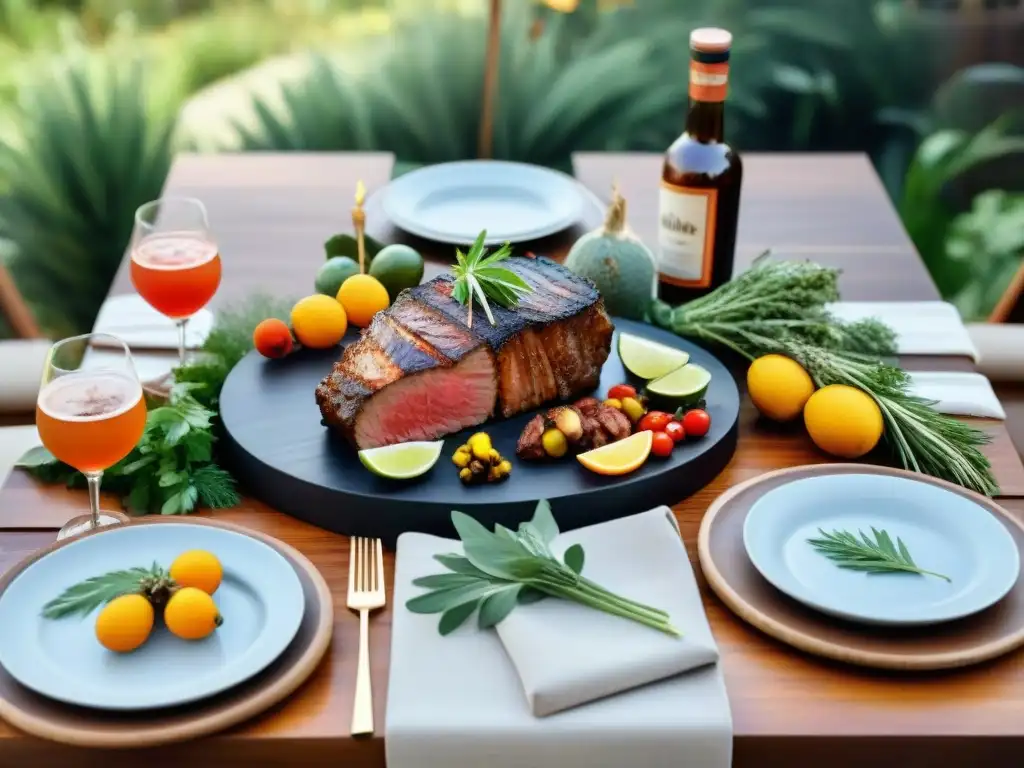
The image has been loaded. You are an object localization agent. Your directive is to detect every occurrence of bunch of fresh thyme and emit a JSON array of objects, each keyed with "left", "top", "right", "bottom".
[{"left": 649, "top": 252, "right": 998, "bottom": 496}]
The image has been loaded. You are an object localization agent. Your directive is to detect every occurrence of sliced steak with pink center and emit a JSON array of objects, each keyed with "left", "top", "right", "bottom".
[{"left": 315, "top": 256, "right": 614, "bottom": 449}]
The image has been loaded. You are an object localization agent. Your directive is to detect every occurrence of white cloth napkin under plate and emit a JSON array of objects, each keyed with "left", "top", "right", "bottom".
[
  {"left": 908, "top": 371, "right": 1005, "bottom": 420},
  {"left": 829, "top": 301, "right": 978, "bottom": 360},
  {"left": 92, "top": 294, "right": 214, "bottom": 351},
  {"left": 386, "top": 507, "right": 733, "bottom": 768}
]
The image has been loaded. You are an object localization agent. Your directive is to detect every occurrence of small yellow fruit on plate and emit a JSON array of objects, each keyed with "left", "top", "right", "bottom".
[
  {"left": 746, "top": 354, "right": 815, "bottom": 422},
  {"left": 576, "top": 430, "right": 653, "bottom": 476},
  {"left": 95, "top": 594, "right": 154, "bottom": 653},
  {"left": 291, "top": 294, "right": 348, "bottom": 348},
  {"left": 164, "top": 587, "right": 224, "bottom": 641},
  {"left": 803, "top": 384, "right": 883, "bottom": 459},
  {"left": 337, "top": 273, "right": 390, "bottom": 327},
  {"left": 170, "top": 549, "right": 223, "bottom": 595}
]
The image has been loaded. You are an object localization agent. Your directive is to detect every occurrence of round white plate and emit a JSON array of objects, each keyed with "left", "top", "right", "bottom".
[
  {"left": 742, "top": 473, "right": 1020, "bottom": 626},
  {"left": 0, "top": 523, "right": 305, "bottom": 710},
  {"left": 380, "top": 160, "right": 586, "bottom": 245}
]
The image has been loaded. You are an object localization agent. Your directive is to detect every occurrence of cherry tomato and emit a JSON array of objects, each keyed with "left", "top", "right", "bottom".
[
  {"left": 664, "top": 421, "right": 686, "bottom": 443},
  {"left": 650, "top": 431, "right": 675, "bottom": 458},
  {"left": 682, "top": 409, "right": 711, "bottom": 438},
  {"left": 607, "top": 384, "right": 637, "bottom": 401},
  {"left": 638, "top": 411, "right": 672, "bottom": 433}
]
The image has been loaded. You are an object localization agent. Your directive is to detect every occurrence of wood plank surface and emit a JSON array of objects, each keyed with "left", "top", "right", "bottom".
[{"left": 4, "top": 151, "right": 1024, "bottom": 767}]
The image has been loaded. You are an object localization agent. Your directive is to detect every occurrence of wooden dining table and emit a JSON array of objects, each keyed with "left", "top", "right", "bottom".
[{"left": 2, "top": 151, "right": 1024, "bottom": 767}]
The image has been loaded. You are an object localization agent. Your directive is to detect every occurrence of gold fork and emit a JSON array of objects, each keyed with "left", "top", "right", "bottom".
[{"left": 348, "top": 536, "right": 385, "bottom": 736}]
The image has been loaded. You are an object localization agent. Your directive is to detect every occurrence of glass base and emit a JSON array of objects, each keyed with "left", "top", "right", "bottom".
[{"left": 57, "top": 511, "right": 131, "bottom": 541}]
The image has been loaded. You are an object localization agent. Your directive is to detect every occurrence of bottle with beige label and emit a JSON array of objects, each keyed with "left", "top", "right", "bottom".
[{"left": 657, "top": 27, "right": 743, "bottom": 304}]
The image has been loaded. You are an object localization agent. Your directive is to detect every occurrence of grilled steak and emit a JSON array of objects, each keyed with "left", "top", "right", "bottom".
[{"left": 315, "top": 257, "right": 614, "bottom": 449}]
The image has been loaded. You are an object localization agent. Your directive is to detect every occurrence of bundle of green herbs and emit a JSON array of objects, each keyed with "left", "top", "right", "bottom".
[{"left": 649, "top": 252, "right": 998, "bottom": 496}]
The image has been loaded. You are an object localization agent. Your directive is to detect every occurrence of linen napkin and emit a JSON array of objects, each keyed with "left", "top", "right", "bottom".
[
  {"left": 828, "top": 301, "right": 978, "bottom": 360},
  {"left": 908, "top": 371, "right": 1005, "bottom": 420},
  {"left": 91, "top": 294, "right": 214, "bottom": 351},
  {"left": 386, "top": 507, "right": 733, "bottom": 768},
  {"left": 494, "top": 508, "right": 719, "bottom": 716}
]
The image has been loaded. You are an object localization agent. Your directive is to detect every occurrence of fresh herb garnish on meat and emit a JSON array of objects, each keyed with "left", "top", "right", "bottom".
[{"left": 451, "top": 230, "right": 534, "bottom": 327}]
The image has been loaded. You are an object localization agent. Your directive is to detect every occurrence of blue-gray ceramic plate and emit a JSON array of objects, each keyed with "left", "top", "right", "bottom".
[
  {"left": 381, "top": 160, "right": 585, "bottom": 245},
  {"left": 742, "top": 473, "right": 1020, "bottom": 626},
  {"left": 0, "top": 523, "right": 305, "bottom": 710}
]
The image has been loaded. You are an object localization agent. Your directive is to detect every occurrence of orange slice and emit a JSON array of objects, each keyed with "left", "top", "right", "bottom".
[{"left": 576, "top": 430, "right": 653, "bottom": 476}]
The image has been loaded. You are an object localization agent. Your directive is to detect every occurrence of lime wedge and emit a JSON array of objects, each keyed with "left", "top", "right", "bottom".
[
  {"left": 358, "top": 441, "right": 444, "bottom": 480},
  {"left": 618, "top": 333, "right": 689, "bottom": 381},
  {"left": 646, "top": 363, "right": 712, "bottom": 409}
]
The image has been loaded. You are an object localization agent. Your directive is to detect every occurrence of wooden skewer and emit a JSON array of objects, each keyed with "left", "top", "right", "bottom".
[{"left": 478, "top": 0, "right": 502, "bottom": 159}]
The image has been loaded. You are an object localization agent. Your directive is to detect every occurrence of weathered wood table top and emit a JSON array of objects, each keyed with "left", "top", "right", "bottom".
[{"left": 2, "top": 152, "right": 1023, "bottom": 767}]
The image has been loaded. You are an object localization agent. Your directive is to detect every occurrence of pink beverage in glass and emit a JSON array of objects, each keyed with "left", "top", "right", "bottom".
[{"left": 130, "top": 232, "right": 222, "bottom": 320}]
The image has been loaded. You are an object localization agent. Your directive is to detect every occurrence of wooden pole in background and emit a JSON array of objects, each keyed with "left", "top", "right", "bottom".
[
  {"left": 478, "top": 0, "right": 502, "bottom": 159},
  {"left": 0, "top": 263, "right": 40, "bottom": 339}
]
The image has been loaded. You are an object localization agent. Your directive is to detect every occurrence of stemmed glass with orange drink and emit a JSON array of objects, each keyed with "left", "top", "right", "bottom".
[
  {"left": 129, "top": 197, "right": 222, "bottom": 373},
  {"left": 36, "top": 334, "right": 147, "bottom": 540}
]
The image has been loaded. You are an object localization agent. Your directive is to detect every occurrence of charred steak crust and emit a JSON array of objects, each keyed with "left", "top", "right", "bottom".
[{"left": 315, "top": 257, "right": 614, "bottom": 448}]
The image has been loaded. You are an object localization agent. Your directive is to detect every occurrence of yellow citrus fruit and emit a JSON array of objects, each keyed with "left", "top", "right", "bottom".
[
  {"left": 336, "top": 274, "right": 390, "bottom": 327},
  {"left": 169, "top": 550, "right": 223, "bottom": 595},
  {"left": 290, "top": 294, "right": 348, "bottom": 349},
  {"left": 164, "top": 587, "right": 223, "bottom": 641},
  {"left": 576, "top": 430, "right": 653, "bottom": 476},
  {"left": 803, "top": 384, "right": 884, "bottom": 459},
  {"left": 95, "top": 594, "right": 154, "bottom": 653},
  {"left": 746, "top": 354, "right": 815, "bottom": 422}
]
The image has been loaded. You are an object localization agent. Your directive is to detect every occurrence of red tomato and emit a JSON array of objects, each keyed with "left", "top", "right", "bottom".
[
  {"left": 664, "top": 421, "right": 686, "bottom": 443},
  {"left": 650, "top": 431, "right": 674, "bottom": 458},
  {"left": 682, "top": 409, "right": 711, "bottom": 438},
  {"left": 607, "top": 384, "right": 637, "bottom": 401},
  {"left": 638, "top": 411, "right": 672, "bottom": 433}
]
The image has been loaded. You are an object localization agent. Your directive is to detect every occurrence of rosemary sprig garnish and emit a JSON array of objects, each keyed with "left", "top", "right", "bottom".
[
  {"left": 41, "top": 562, "right": 167, "bottom": 619},
  {"left": 808, "top": 527, "right": 951, "bottom": 582},
  {"left": 450, "top": 229, "right": 534, "bottom": 327}
]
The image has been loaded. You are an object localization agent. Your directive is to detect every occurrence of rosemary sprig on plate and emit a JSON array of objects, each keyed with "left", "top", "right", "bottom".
[
  {"left": 407, "top": 501, "right": 680, "bottom": 637},
  {"left": 41, "top": 562, "right": 168, "bottom": 619},
  {"left": 450, "top": 229, "right": 534, "bottom": 327},
  {"left": 807, "top": 527, "right": 951, "bottom": 582}
]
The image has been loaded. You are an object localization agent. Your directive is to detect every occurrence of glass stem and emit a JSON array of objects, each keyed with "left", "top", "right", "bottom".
[
  {"left": 85, "top": 471, "right": 103, "bottom": 529},
  {"left": 175, "top": 318, "right": 188, "bottom": 368}
]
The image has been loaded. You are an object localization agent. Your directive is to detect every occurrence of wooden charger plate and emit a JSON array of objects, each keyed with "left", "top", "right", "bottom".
[
  {"left": 698, "top": 464, "right": 1024, "bottom": 671},
  {"left": 0, "top": 518, "right": 333, "bottom": 749}
]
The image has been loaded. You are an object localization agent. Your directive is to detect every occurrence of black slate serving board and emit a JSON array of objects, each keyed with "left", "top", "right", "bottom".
[{"left": 219, "top": 319, "right": 740, "bottom": 545}]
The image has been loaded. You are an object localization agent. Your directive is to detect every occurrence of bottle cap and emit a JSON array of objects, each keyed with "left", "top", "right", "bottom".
[{"left": 690, "top": 28, "right": 732, "bottom": 54}]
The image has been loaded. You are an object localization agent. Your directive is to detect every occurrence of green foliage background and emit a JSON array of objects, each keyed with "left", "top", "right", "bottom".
[{"left": 0, "top": 0, "right": 1021, "bottom": 341}]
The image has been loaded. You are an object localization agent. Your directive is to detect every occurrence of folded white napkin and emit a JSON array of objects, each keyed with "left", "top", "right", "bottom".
[
  {"left": 967, "top": 323, "right": 1024, "bottom": 383},
  {"left": 386, "top": 507, "right": 733, "bottom": 768},
  {"left": 829, "top": 301, "right": 978, "bottom": 360},
  {"left": 0, "top": 339, "right": 49, "bottom": 413},
  {"left": 908, "top": 371, "right": 1005, "bottom": 420},
  {"left": 494, "top": 509, "right": 719, "bottom": 716},
  {"left": 92, "top": 294, "right": 213, "bottom": 351}
]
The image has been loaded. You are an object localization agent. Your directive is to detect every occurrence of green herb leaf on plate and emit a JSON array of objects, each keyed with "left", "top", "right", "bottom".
[
  {"left": 807, "top": 526, "right": 951, "bottom": 582},
  {"left": 478, "top": 585, "right": 523, "bottom": 628},
  {"left": 564, "top": 544, "right": 585, "bottom": 575},
  {"left": 42, "top": 563, "right": 166, "bottom": 620}
]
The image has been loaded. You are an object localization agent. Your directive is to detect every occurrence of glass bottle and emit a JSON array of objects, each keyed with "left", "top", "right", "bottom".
[{"left": 657, "top": 27, "right": 743, "bottom": 305}]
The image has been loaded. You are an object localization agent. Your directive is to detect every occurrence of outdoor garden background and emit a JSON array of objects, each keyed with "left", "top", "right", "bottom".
[{"left": 0, "top": 0, "right": 1021, "bottom": 342}]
